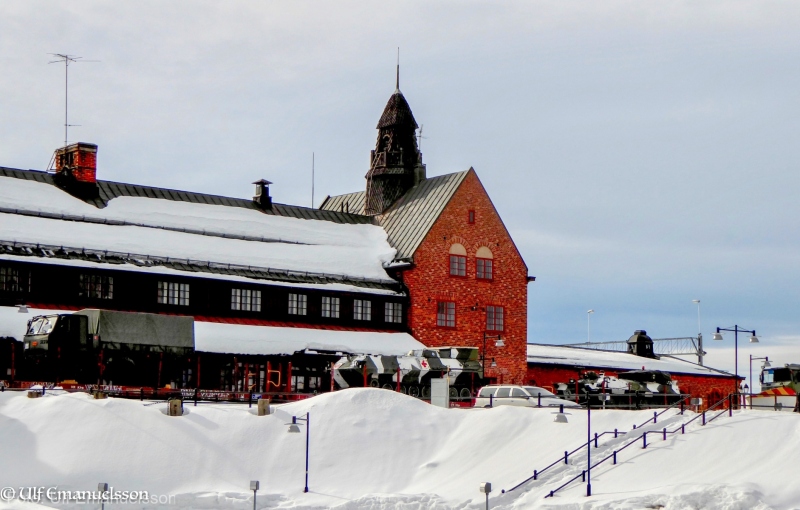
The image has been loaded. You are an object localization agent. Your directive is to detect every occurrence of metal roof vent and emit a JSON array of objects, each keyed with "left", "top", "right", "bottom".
[
  {"left": 253, "top": 179, "right": 273, "bottom": 210},
  {"left": 627, "top": 330, "right": 657, "bottom": 359}
]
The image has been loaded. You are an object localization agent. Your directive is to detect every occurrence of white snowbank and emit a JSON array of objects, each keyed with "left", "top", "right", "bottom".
[
  {"left": 195, "top": 321, "right": 425, "bottom": 356},
  {"left": 0, "top": 388, "right": 797, "bottom": 509},
  {"left": 0, "top": 176, "right": 396, "bottom": 282}
]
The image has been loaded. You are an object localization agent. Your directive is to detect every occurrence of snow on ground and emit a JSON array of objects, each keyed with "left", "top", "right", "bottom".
[{"left": 0, "top": 388, "right": 797, "bottom": 510}]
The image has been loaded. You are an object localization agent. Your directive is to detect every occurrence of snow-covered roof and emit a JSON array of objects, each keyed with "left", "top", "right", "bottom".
[
  {"left": 194, "top": 321, "right": 425, "bottom": 356},
  {"left": 527, "top": 343, "right": 733, "bottom": 377},
  {"left": 0, "top": 172, "right": 397, "bottom": 286},
  {"left": 321, "top": 170, "right": 470, "bottom": 260}
]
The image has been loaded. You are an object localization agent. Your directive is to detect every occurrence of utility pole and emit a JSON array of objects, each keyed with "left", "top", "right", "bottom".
[{"left": 692, "top": 299, "right": 703, "bottom": 365}]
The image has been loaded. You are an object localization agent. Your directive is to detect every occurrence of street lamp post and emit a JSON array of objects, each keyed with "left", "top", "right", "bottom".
[
  {"left": 749, "top": 355, "right": 770, "bottom": 395},
  {"left": 287, "top": 412, "right": 310, "bottom": 493},
  {"left": 481, "top": 332, "right": 504, "bottom": 382},
  {"left": 587, "top": 310, "right": 594, "bottom": 343},
  {"left": 479, "top": 482, "right": 492, "bottom": 510},
  {"left": 713, "top": 326, "right": 758, "bottom": 394},
  {"left": 98, "top": 483, "right": 108, "bottom": 510},
  {"left": 250, "top": 481, "right": 259, "bottom": 510},
  {"left": 586, "top": 401, "right": 591, "bottom": 497},
  {"left": 692, "top": 300, "right": 703, "bottom": 366}
]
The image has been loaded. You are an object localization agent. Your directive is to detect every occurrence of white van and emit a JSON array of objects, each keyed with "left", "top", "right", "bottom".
[{"left": 475, "top": 385, "right": 582, "bottom": 408}]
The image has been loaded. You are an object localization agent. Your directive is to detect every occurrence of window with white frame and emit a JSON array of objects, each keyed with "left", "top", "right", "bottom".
[
  {"left": 486, "top": 305, "right": 504, "bottom": 331},
  {"left": 288, "top": 293, "right": 307, "bottom": 315},
  {"left": 437, "top": 301, "right": 456, "bottom": 327},
  {"left": 322, "top": 296, "right": 340, "bottom": 318},
  {"left": 80, "top": 274, "right": 114, "bottom": 300},
  {"left": 385, "top": 302, "right": 402, "bottom": 323},
  {"left": 354, "top": 299, "right": 371, "bottom": 321},
  {"left": 157, "top": 281, "right": 190, "bottom": 306},
  {"left": 231, "top": 288, "right": 262, "bottom": 311}
]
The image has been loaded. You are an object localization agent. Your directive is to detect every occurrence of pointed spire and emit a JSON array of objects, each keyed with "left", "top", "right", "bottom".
[
  {"left": 396, "top": 47, "right": 400, "bottom": 92},
  {"left": 365, "top": 76, "right": 426, "bottom": 215},
  {"left": 376, "top": 92, "right": 418, "bottom": 130}
]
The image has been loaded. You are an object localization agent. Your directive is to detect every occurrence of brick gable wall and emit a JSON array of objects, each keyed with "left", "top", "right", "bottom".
[{"left": 399, "top": 169, "right": 529, "bottom": 384}]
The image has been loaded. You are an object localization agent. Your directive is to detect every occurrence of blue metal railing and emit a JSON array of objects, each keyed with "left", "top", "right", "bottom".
[
  {"left": 502, "top": 395, "right": 691, "bottom": 494},
  {"left": 542, "top": 393, "right": 735, "bottom": 499}
]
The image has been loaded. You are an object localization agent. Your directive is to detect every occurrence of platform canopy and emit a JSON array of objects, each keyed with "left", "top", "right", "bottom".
[{"left": 195, "top": 321, "right": 426, "bottom": 357}]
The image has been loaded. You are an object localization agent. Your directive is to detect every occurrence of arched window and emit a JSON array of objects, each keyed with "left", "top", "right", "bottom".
[
  {"left": 476, "top": 246, "right": 493, "bottom": 280},
  {"left": 449, "top": 243, "right": 467, "bottom": 276}
]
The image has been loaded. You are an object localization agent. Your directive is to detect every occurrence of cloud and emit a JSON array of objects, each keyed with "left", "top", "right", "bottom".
[{"left": 2, "top": 1, "right": 800, "bottom": 347}]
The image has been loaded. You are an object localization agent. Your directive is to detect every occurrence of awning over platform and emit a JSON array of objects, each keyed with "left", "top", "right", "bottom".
[
  {"left": 195, "top": 321, "right": 425, "bottom": 357},
  {"left": 0, "top": 306, "right": 427, "bottom": 357}
]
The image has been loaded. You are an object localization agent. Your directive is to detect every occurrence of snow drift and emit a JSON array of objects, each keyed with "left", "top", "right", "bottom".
[{"left": 0, "top": 388, "right": 796, "bottom": 509}]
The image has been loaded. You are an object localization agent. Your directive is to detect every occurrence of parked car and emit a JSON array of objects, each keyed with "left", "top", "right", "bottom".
[{"left": 475, "top": 385, "right": 582, "bottom": 409}]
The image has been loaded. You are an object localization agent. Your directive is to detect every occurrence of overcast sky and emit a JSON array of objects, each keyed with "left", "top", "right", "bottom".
[{"left": 2, "top": 1, "right": 799, "bottom": 374}]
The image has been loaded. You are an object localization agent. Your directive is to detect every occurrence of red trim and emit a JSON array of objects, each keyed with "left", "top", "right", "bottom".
[
  {"left": 448, "top": 254, "right": 467, "bottom": 278},
  {"left": 485, "top": 304, "right": 504, "bottom": 332},
  {"left": 436, "top": 300, "right": 457, "bottom": 328},
  {"left": 476, "top": 258, "right": 493, "bottom": 281}
]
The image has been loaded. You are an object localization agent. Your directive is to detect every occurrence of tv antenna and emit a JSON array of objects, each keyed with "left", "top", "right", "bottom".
[
  {"left": 48, "top": 53, "right": 99, "bottom": 148},
  {"left": 417, "top": 124, "right": 427, "bottom": 151}
]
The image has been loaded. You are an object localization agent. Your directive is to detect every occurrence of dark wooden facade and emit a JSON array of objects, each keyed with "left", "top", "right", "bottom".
[{"left": 0, "top": 259, "right": 407, "bottom": 331}]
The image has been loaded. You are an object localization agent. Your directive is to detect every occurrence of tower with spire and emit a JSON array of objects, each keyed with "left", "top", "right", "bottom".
[{"left": 364, "top": 66, "right": 426, "bottom": 215}]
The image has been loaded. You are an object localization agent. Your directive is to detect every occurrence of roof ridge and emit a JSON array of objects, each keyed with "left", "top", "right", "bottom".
[
  {"left": 0, "top": 167, "right": 373, "bottom": 225},
  {"left": 323, "top": 170, "right": 470, "bottom": 202}
]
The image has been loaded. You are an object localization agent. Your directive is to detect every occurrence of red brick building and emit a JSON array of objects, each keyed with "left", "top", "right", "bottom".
[
  {"left": 321, "top": 87, "right": 532, "bottom": 384},
  {"left": 526, "top": 343, "right": 740, "bottom": 409}
]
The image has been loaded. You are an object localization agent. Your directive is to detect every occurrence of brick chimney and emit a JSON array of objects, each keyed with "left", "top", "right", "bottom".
[
  {"left": 55, "top": 142, "right": 98, "bottom": 183},
  {"left": 52, "top": 142, "right": 99, "bottom": 199}
]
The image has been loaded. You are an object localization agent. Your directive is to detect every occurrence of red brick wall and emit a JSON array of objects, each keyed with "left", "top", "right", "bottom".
[
  {"left": 73, "top": 149, "right": 97, "bottom": 183},
  {"left": 401, "top": 169, "right": 530, "bottom": 384},
  {"left": 527, "top": 364, "right": 738, "bottom": 409}
]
